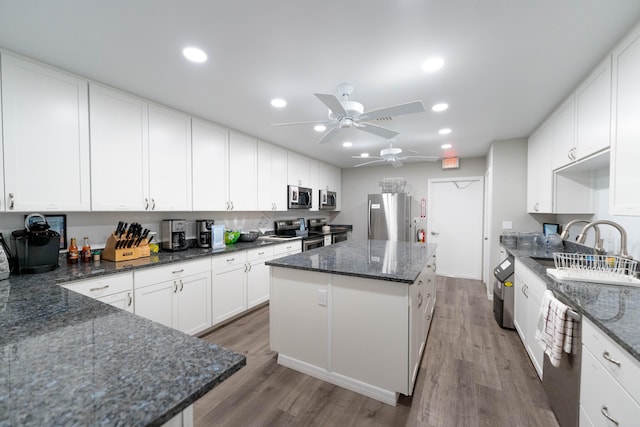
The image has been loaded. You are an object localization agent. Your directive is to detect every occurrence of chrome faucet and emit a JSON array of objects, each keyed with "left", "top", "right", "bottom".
[
  {"left": 576, "top": 220, "right": 632, "bottom": 259},
  {"left": 560, "top": 219, "right": 599, "bottom": 241}
]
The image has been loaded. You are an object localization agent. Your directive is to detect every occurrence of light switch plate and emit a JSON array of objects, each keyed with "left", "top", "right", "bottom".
[
  {"left": 317, "top": 289, "right": 327, "bottom": 306},
  {"left": 502, "top": 220, "right": 513, "bottom": 230}
]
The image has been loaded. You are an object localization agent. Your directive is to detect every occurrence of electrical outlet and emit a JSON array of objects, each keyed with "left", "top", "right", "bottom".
[{"left": 317, "top": 289, "right": 327, "bottom": 306}]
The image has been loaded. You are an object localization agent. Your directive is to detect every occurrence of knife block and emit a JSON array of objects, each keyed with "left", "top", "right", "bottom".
[{"left": 101, "top": 233, "right": 151, "bottom": 262}]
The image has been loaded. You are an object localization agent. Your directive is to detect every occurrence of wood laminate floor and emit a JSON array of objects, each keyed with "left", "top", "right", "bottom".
[{"left": 195, "top": 276, "right": 559, "bottom": 427}]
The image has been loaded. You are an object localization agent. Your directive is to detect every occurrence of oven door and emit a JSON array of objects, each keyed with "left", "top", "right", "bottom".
[
  {"left": 303, "top": 236, "right": 324, "bottom": 252},
  {"left": 332, "top": 232, "right": 348, "bottom": 244}
]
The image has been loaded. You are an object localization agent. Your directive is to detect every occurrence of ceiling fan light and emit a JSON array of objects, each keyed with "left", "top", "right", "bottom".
[
  {"left": 422, "top": 57, "right": 444, "bottom": 72},
  {"left": 432, "top": 103, "right": 448, "bottom": 112}
]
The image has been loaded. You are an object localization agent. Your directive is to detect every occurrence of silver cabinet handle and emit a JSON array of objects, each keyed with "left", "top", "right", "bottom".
[
  {"left": 173, "top": 281, "right": 178, "bottom": 293},
  {"left": 90, "top": 284, "right": 109, "bottom": 292},
  {"left": 172, "top": 268, "right": 184, "bottom": 274},
  {"left": 230, "top": 201, "right": 234, "bottom": 211},
  {"left": 179, "top": 280, "right": 184, "bottom": 292},
  {"left": 127, "top": 292, "right": 133, "bottom": 307},
  {"left": 145, "top": 198, "right": 149, "bottom": 210},
  {"left": 602, "top": 351, "right": 622, "bottom": 366},
  {"left": 151, "top": 198, "right": 156, "bottom": 210},
  {"left": 417, "top": 292, "right": 423, "bottom": 308},
  {"left": 226, "top": 257, "right": 235, "bottom": 262},
  {"left": 600, "top": 406, "right": 619, "bottom": 425},
  {"left": 9, "top": 193, "right": 15, "bottom": 210}
]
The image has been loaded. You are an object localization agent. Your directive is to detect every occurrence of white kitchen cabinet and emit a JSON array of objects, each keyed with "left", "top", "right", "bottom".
[
  {"left": 513, "top": 259, "right": 545, "bottom": 379},
  {"left": 272, "top": 241, "right": 302, "bottom": 258},
  {"left": 0, "top": 69, "right": 4, "bottom": 212},
  {"left": 134, "top": 259, "right": 211, "bottom": 335},
  {"left": 228, "top": 131, "right": 257, "bottom": 211},
  {"left": 551, "top": 97, "right": 576, "bottom": 170},
  {"left": 257, "top": 140, "right": 288, "bottom": 211},
  {"left": 89, "top": 84, "right": 150, "bottom": 211},
  {"left": 192, "top": 118, "right": 229, "bottom": 211},
  {"left": 527, "top": 118, "right": 554, "bottom": 213},
  {"left": 575, "top": 56, "right": 611, "bottom": 160},
  {"left": 148, "top": 104, "right": 192, "bottom": 211},
  {"left": 580, "top": 318, "right": 640, "bottom": 426},
  {"left": 62, "top": 272, "right": 134, "bottom": 313},
  {"left": 1, "top": 53, "right": 90, "bottom": 212},
  {"left": 246, "top": 246, "right": 274, "bottom": 308},
  {"left": 287, "top": 151, "right": 311, "bottom": 187},
  {"left": 610, "top": 23, "right": 640, "bottom": 215},
  {"left": 211, "top": 252, "right": 247, "bottom": 325},
  {"left": 316, "top": 161, "right": 342, "bottom": 211}
]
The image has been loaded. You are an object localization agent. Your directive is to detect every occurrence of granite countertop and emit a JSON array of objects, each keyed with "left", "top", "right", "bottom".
[
  {"left": 502, "top": 241, "right": 640, "bottom": 362},
  {"left": 266, "top": 239, "right": 437, "bottom": 284},
  {"left": 0, "top": 241, "right": 285, "bottom": 426}
]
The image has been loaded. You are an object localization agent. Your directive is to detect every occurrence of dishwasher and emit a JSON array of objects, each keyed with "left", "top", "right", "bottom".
[{"left": 542, "top": 297, "right": 582, "bottom": 427}]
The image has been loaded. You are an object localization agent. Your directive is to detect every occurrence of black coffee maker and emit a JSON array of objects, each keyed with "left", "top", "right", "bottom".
[{"left": 11, "top": 213, "right": 60, "bottom": 274}]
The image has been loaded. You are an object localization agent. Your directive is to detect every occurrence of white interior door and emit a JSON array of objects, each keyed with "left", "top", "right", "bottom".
[
  {"left": 483, "top": 167, "right": 493, "bottom": 298},
  {"left": 427, "top": 176, "right": 484, "bottom": 279}
]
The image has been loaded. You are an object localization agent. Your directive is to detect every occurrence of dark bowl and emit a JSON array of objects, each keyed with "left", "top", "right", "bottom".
[{"left": 239, "top": 231, "right": 259, "bottom": 242}]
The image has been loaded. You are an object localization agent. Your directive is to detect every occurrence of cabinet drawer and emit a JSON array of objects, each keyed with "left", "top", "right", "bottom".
[
  {"left": 134, "top": 258, "right": 210, "bottom": 287},
  {"left": 62, "top": 272, "right": 133, "bottom": 298},
  {"left": 580, "top": 345, "right": 640, "bottom": 425},
  {"left": 583, "top": 318, "right": 640, "bottom": 401},
  {"left": 272, "top": 241, "right": 302, "bottom": 255},
  {"left": 247, "top": 246, "right": 273, "bottom": 261},
  {"left": 212, "top": 251, "right": 247, "bottom": 270}
]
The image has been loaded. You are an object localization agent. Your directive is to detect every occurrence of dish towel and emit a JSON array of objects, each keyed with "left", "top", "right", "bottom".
[{"left": 535, "top": 290, "right": 573, "bottom": 367}]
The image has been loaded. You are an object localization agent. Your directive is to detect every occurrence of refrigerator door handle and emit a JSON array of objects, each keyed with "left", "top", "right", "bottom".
[{"left": 368, "top": 199, "right": 372, "bottom": 237}]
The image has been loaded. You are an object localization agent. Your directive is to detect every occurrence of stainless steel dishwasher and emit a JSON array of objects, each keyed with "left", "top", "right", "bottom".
[{"left": 542, "top": 304, "right": 581, "bottom": 427}]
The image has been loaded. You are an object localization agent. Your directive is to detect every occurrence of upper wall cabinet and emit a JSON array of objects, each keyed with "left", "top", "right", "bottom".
[
  {"left": 0, "top": 65, "right": 4, "bottom": 212},
  {"left": 287, "top": 152, "right": 311, "bottom": 187},
  {"left": 610, "top": 24, "right": 640, "bottom": 215},
  {"left": 192, "top": 118, "right": 229, "bottom": 211},
  {"left": 551, "top": 97, "right": 576, "bottom": 171},
  {"left": 316, "top": 161, "right": 342, "bottom": 210},
  {"left": 1, "top": 54, "right": 90, "bottom": 212},
  {"left": 148, "top": 104, "right": 192, "bottom": 211},
  {"left": 257, "top": 140, "right": 287, "bottom": 211},
  {"left": 89, "top": 84, "right": 150, "bottom": 211},
  {"left": 527, "top": 118, "right": 554, "bottom": 213},
  {"left": 228, "top": 131, "right": 258, "bottom": 211}
]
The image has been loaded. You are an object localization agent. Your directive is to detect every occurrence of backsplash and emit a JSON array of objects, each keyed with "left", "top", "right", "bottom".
[{"left": 0, "top": 210, "right": 339, "bottom": 251}]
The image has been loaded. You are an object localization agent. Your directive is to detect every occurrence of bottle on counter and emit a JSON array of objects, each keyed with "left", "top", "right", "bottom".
[
  {"left": 67, "top": 237, "right": 79, "bottom": 264},
  {"left": 81, "top": 237, "right": 91, "bottom": 262}
]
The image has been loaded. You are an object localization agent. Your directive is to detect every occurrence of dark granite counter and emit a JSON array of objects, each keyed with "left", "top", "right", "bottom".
[
  {"left": 0, "top": 241, "right": 292, "bottom": 426},
  {"left": 266, "top": 239, "right": 437, "bottom": 284},
  {"left": 502, "top": 241, "right": 640, "bottom": 362}
]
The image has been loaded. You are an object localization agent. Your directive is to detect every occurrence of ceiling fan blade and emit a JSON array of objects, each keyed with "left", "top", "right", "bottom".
[
  {"left": 356, "top": 122, "right": 399, "bottom": 139},
  {"left": 271, "top": 120, "right": 330, "bottom": 126},
  {"left": 351, "top": 155, "right": 382, "bottom": 159},
  {"left": 318, "top": 126, "right": 341, "bottom": 144},
  {"left": 359, "top": 100, "right": 426, "bottom": 121},
  {"left": 404, "top": 155, "right": 440, "bottom": 161},
  {"left": 354, "top": 159, "right": 385, "bottom": 168},
  {"left": 390, "top": 158, "right": 404, "bottom": 168},
  {"left": 315, "top": 93, "right": 347, "bottom": 118}
]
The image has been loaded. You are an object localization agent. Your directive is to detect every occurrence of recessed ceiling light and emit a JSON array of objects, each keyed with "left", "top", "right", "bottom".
[
  {"left": 360, "top": 153, "right": 369, "bottom": 158},
  {"left": 314, "top": 125, "right": 327, "bottom": 132},
  {"left": 342, "top": 141, "right": 352, "bottom": 147},
  {"left": 438, "top": 128, "right": 452, "bottom": 135},
  {"left": 270, "top": 98, "right": 287, "bottom": 108},
  {"left": 182, "top": 47, "right": 207, "bottom": 63},
  {"left": 422, "top": 57, "right": 444, "bottom": 72},
  {"left": 432, "top": 103, "right": 448, "bottom": 112},
  {"left": 441, "top": 143, "right": 452, "bottom": 149}
]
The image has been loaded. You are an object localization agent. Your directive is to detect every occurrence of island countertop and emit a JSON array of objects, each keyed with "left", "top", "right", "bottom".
[
  {"left": 266, "top": 239, "right": 437, "bottom": 283},
  {"left": 0, "top": 270, "right": 245, "bottom": 426}
]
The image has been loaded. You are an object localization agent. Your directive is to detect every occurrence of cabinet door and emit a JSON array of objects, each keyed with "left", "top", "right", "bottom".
[
  {"left": 98, "top": 291, "right": 134, "bottom": 313},
  {"left": 526, "top": 289, "right": 544, "bottom": 378},
  {"left": 513, "top": 273, "right": 527, "bottom": 342},
  {"left": 211, "top": 260, "right": 247, "bottom": 325},
  {"left": 611, "top": 25, "right": 640, "bottom": 215},
  {"left": 575, "top": 57, "right": 611, "bottom": 160},
  {"left": 527, "top": 119, "right": 553, "bottom": 213},
  {"left": 228, "top": 131, "right": 257, "bottom": 211},
  {"left": 89, "top": 84, "right": 149, "bottom": 211},
  {"left": 257, "top": 140, "right": 287, "bottom": 211},
  {"left": 552, "top": 97, "right": 576, "bottom": 170},
  {"left": 134, "top": 281, "right": 174, "bottom": 328},
  {"left": 287, "top": 151, "right": 310, "bottom": 186},
  {"left": 148, "top": 104, "right": 192, "bottom": 211},
  {"left": 1, "top": 54, "right": 90, "bottom": 212},
  {"left": 247, "top": 257, "right": 270, "bottom": 308},
  {"left": 176, "top": 272, "right": 212, "bottom": 335},
  {"left": 0, "top": 74, "right": 4, "bottom": 211},
  {"left": 192, "top": 118, "right": 229, "bottom": 211}
]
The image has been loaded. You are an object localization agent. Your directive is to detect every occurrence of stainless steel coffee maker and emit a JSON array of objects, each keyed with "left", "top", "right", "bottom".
[
  {"left": 196, "top": 220, "right": 215, "bottom": 248},
  {"left": 161, "top": 219, "right": 188, "bottom": 251}
]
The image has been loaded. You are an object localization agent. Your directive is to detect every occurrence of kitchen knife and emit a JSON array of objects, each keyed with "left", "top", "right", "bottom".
[{"left": 135, "top": 229, "right": 150, "bottom": 247}]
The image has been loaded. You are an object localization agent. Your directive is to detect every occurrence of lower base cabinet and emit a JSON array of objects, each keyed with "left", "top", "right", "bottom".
[
  {"left": 61, "top": 272, "right": 134, "bottom": 313},
  {"left": 211, "top": 253, "right": 247, "bottom": 325},
  {"left": 134, "top": 259, "right": 212, "bottom": 335}
]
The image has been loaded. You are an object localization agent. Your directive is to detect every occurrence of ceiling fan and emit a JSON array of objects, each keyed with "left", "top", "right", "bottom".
[
  {"left": 272, "top": 84, "right": 426, "bottom": 144},
  {"left": 352, "top": 139, "right": 439, "bottom": 168}
]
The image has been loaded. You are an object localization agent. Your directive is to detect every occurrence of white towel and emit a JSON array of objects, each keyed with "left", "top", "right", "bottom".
[{"left": 535, "top": 290, "right": 573, "bottom": 367}]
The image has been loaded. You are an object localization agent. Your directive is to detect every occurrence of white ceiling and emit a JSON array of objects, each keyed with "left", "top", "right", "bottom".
[{"left": 1, "top": 1, "right": 640, "bottom": 168}]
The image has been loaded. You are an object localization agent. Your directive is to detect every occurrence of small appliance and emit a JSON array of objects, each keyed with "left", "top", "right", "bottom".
[
  {"left": 196, "top": 220, "right": 215, "bottom": 248},
  {"left": 10, "top": 213, "right": 60, "bottom": 274},
  {"left": 319, "top": 190, "right": 337, "bottom": 210},
  {"left": 161, "top": 219, "right": 188, "bottom": 251},
  {"left": 288, "top": 185, "right": 312, "bottom": 209}
]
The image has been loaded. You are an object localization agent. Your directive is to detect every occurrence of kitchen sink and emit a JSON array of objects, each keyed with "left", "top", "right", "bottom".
[{"left": 530, "top": 257, "right": 556, "bottom": 268}]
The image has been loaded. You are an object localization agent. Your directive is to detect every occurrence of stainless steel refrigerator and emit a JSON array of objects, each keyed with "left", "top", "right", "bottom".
[{"left": 367, "top": 193, "right": 412, "bottom": 241}]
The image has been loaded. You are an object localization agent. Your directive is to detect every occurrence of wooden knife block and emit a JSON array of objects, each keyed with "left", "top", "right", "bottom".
[{"left": 101, "top": 233, "right": 151, "bottom": 262}]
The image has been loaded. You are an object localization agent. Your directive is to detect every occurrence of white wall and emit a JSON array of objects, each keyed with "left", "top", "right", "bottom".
[{"left": 334, "top": 157, "right": 488, "bottom": 241}]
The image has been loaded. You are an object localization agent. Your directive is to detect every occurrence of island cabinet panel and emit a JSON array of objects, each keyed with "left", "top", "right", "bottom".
[
  {"left": 331, "top": 275, "right": 409, "bottom": 393},
  {"left": 270, "top": 268, "right": 329, "bottom": 370}
]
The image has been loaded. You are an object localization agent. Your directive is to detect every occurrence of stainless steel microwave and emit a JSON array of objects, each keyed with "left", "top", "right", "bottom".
[
  {"left": 288, "top": 185, "right": 312, "bottom": 209},
  {"left": 319, "top": 190, "right": 337, "bottom": 210}
]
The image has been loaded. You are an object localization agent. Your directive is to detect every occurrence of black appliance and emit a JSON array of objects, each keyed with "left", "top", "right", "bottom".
[
  {"left": 319, "top": 190, "right": 336, "bottom": 210},
  {"left": 161, "top": 219, "right": 188, "bottom": 251},
  {"left": 196, "top": 220, "right": 214, "bottom": 248},
  {"left": 493, "top": 254, "right": 515, "bottom": 329},
  {"left": 10, "top": 213, "right": 60, "bottom": 274},
  {"left": 288, "top": 185, "right": 312, "bottom": 209},
  {"left": 275, "top": 219, "right": 324, "bottom": 252}
]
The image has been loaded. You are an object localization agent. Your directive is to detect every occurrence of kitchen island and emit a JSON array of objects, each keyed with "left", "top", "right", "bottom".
[{"left": 266, "top": 239, "right": 437, "bottom": 406}]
